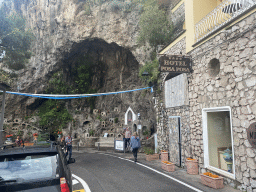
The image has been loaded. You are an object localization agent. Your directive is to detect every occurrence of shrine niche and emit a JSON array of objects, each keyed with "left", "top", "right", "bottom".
[{"left": 124, "top": 107, "right": 137, "bottom": 125}]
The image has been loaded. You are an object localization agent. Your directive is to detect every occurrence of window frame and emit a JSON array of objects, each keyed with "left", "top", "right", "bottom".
[{"left": 202, "top": 106, "right": 235, "bottom": 179}]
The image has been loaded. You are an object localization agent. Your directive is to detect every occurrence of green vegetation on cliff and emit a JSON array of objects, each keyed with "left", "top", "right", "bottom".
[
  {"left": 139, "top": 58, "right": 159, "bottom": 85},
  {"left": 38, "top": 55, "right": 97, "bottom": 133},
  {"left": 0, "top": 7, "right": 34, "bottom": 70},
  {"left": 38, "top": 72, "right": 73, "bottom": 136},
  {"left": 137, "top": 0, "right": 173, "bottom": 86},
  {"left": 137, "top": 0, "right": 173, "bottom": 48}
]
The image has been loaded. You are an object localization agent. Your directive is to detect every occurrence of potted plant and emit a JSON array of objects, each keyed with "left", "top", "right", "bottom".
[
  {"left": 24, "top": 140, "right": 34, "bottom": 146},
  {"left": 145, "top": 147, "right": 159, "bottom": 161},
  {"left": 161, "top": 161, "right": 175, "bottom": 172},
  {"left": 186, "top": 157, "right": 199, "bottom": 175},
  {"left": 161, "top": 150, "right": 168, "bottom": 162},
  {"left": 200, "top": 172, "right": 224, "bottom": 189},
  {"left": 33, "top": 133, "right": 38, "bottom": 141},
  {"left": 5, "top": 134, "right": 13, "bottom": 142}
]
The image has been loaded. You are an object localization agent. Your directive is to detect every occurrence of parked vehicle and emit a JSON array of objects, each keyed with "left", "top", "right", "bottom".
[{"left": 0, "top": 142, "right": 72, "bottom": 192}]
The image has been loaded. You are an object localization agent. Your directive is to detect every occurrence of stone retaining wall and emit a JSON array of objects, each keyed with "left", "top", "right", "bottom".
[{"left": 189, "top": 12, "right": 256, "bottom": 191}]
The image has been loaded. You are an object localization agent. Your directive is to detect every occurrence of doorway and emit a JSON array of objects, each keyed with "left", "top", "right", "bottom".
[{"left": 168, "top": 116, "right": 181, "bottom": 167}]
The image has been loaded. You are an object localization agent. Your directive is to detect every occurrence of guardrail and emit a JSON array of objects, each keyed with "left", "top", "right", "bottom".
[{"left": 195, "top": 0, "right": 256, "bottom": 42}]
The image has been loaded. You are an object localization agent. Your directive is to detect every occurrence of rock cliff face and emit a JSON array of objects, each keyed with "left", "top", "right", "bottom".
[{"left": 2, "top": 0, "right": 156, "bottom": 135}]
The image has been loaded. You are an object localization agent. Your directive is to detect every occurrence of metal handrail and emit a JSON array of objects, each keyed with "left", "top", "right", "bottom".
[{"left": 195, "top": 0, "right": 256, "bottom": 42}]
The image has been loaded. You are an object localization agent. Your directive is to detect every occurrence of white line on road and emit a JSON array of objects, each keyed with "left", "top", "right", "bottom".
[
  {"left": 72, "top": 174, "right": 91, "bottom": 192},
  {"left": 72, "top": 179, "right": 79, "bottom": 185},
  {"left": 117, "top": 156, "right": 204, "bottom": 192}
]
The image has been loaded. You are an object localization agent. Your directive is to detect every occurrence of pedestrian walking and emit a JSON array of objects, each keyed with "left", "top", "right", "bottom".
[
  {"left": 65, "top": 134, "right": 72, "bottom": 161},
  {"left": 15, "top": 136, "right": 21, "bottom": 147},
  {"left": 130, "top": 132, "right": 141, "bottom": 162},
  {"left": 123, "top": 127, "right": 131, "bottom": 150}
]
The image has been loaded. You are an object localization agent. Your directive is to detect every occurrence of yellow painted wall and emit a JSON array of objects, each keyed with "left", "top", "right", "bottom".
[
  {"left": 194, "top": 0, "right": 217, "bottom": 24},
  {"left": 163, "top": 0, "right": 227, "bottom": 53},
  {"left": 217, "top": 0, "right": 222, "bottom": 6},
  {"left": 185, "top": 0, "right": 194, "bottom": 53},
  {"left": 185, "top": 0, "right": 218, "bottom": 53}
]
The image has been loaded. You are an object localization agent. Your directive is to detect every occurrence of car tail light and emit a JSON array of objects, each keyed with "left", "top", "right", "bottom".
[{"left": 60, "top": 177, "right": 70, "bottom": 192}]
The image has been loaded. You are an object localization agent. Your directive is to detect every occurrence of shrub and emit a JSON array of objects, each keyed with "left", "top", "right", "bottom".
[
  {"left": 144, "top": 147, "right": 154, "bottom": 155},
  {"left": 89, "top": 129, "right": 94, "bottom": 136}
]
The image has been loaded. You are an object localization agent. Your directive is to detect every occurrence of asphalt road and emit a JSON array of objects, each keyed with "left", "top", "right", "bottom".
[{"left": 69, "top": 151, "right": 201, "bottom": 192}]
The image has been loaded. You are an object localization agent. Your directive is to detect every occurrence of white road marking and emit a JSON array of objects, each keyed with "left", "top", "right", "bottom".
[
  {"left": 72, "top": 174, "right": 91, "bottom": 192},
  {"left": 117, "top": 156, "right": 204, "bottom": 192},
  {"left": 72, "top": 179, "right": 79, "bottom": 185}
]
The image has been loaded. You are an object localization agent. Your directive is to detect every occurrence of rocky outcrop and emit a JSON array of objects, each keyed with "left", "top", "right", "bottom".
[
  {"left": 6, "top": 0, "right": 152, "bottom": 91},
  {"left": 1, "top": 0, "right": 156, "bottom": 134}
]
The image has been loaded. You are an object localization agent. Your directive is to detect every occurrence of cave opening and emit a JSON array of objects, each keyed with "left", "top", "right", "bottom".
[{"left": 26, "top": 38, "right": 140, "bottom": 117}]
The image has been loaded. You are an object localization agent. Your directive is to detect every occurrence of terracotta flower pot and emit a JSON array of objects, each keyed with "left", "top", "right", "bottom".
[
  {"left": 200, "top": 174, "right": 224, "bottom": 189},
  {"left": 161, "top": 161, "right": 175, "bottom": 172},
  {"left": 146, "top": 154, "right": 159, "bottom": 161},
  {"left": 161, "top": 151, "right": 168, "bottom": 162},
  {"left": 24, "top": 143, "right": 34, "bottom": 146},
  {"left": 186, "top": 159, "right": 198, "bottom": 175}
]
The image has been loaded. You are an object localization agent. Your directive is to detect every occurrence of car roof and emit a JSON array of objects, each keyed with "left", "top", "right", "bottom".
[{"left": 0, "top": 145, "right": 58, "bottom": 157}]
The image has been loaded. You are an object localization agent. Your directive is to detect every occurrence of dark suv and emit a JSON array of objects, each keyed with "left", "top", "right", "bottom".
[{"left": 0, "top": 143, "right": 72, "bottom": 192}]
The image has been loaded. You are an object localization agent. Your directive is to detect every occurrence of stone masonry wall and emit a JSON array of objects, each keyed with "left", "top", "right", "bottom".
[
  {"left": 189, "top": 12, "right": 256, "bottom": 191},
  {"left": 156, "top": 37, "right": 191, "bottom": 166}
]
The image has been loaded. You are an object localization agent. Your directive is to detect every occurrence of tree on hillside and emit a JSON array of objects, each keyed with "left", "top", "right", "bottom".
[
  {"left": 0, "top": 7, "right": 34, "bottom": 70},
  {"left": 137, "top": 0, "right": 173, "bottom": 48}
]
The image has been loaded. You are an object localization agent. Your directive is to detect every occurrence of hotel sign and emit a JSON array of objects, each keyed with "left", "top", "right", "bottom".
[
  {"left": 159, "top": 55, "right": 191, "bottom": 73},
  {"left": 247, "top": 122, "right": 256, "bottom": 148}
]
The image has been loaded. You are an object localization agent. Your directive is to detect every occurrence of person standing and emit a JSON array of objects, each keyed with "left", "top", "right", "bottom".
[
  {"left": 65, "top": 134, "right": 72, "bottom": 161},
  {"left": 123, "top": 127, "right": 131, "bottom": 150},
  {"left": 130, "top": 132, "right": 141, "bottom": 162}
]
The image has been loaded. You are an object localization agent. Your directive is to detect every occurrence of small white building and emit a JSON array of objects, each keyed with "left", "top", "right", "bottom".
[{"left": 124, "top": 107, "right": 137, "bottom": 125}]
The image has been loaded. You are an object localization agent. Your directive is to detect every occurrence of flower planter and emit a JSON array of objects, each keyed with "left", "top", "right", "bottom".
[
  {"left": 23, "top": 143, "right": 34, "bottom": 146},
  {"left": 186, "top": 159, "right": 198, "bottom": 175},
  {"left": 161, "top": 161, "right": 175, "bottom": 172},
  {"left": 200, "top": 174, "right": 224, "bottom": 189},
  {"left": 161, "top": 151, "right": 168, "bottom": 162},
  {"left": 33, "top": 136, "right": 38, "bottom": 141},
  {"left": 6, "top": 138, "right": 12, "bottom": 142},
  {"left": 146, "top": 154, "right": 159, "bottom": 161}
]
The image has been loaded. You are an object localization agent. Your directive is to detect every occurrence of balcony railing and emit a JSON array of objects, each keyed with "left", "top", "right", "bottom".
[{"left": 195, "top": 0, "right": 256, "bottom": 43}]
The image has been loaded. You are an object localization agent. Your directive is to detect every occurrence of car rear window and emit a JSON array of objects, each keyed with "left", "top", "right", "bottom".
[{"left": 0, "top": 153, "right": 59, "bottom": 184}]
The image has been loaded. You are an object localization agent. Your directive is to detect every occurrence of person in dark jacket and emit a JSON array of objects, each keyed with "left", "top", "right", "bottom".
[{"left": 130, "top": 132, "right": 141, "bottom": 162}]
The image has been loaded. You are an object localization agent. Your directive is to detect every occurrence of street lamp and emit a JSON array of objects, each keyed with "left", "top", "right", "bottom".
[
  {"left": 142, "top": 70, "right": 157, "bottom": 97},
  {"left": 142, "top": 71, "right": 149, "bottom": 77}
]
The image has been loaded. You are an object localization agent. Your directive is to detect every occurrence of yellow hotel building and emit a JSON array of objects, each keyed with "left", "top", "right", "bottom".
[{"left": 157, "top": 0, "right": 256, "bottom": 190}]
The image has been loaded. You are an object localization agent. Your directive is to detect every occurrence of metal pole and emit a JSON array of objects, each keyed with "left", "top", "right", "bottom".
[
  {"left": 0, "top": 89, "right": 6, "bottom": 146},
  {"left": 123, "top": 139, "right": 125, "bottom": 154},
  {"left": 98, "top": 142, "right": 100, "bottom": 151},
  {"left": 77, "top": 143, "right": 79, "bottom": 151}
]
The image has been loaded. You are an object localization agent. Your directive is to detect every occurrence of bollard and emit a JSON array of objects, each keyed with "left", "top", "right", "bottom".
[
  {"left": 98, "top": 142, "right": 100, "bottom": 151},
  {"left": 77, "top": 143, "right": 79, "bottom": 151}
]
